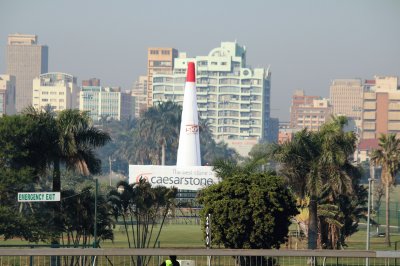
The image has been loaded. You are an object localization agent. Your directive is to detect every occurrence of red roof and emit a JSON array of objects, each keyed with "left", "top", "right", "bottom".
[{"left": 358, "top": 139, "right": 379, "bottom": 151}]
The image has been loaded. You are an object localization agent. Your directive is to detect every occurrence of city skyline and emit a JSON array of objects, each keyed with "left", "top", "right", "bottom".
[{"left": 0, "top": 0, "right": 399, "bottom": 120}]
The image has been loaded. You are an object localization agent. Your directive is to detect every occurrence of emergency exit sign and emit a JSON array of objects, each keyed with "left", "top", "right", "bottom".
[{"left": 18, "top": 192, "right": 60, "bottom": 202}]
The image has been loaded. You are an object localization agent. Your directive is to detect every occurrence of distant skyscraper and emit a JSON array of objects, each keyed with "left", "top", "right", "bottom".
[
  {"left": 0, "top": 75, "right": 16, "bottom": 116},
  {"left": 82, "top": 78, "right": 100, "bottom": 87},
  {"left": 290, "top": 90, "right": 332, "bottom": 131},
  {"left": 6, "top": 34, "right": 48, "bottom": 112},
  {"left": 147, "top": 47, "right": 178, "bottom": 108},
  {"left": 329, "top": 79, "right": 363, "bottom": 120},
  {"left": 132, "top": 75, "right": 148, "bottom": 117},
  {"left": 290, "top": 90, "right": 319, "bottom": 129},
  {"left": 361, "top": 76, "right": 400, "bottom": 140},
  {"left": 32, "top": 73, "right": 79, "bottom": 112},
  {"left": 152, "top": 41, "right": 271, "bottom": 154}
]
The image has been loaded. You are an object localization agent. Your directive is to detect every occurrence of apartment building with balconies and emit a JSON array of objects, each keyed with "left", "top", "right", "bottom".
[
  {"left": 361, "top": 76, "right": 400, "bottom": 140},
  {"left": 151, "top": 42, "right": 271, "bottom": 147}
]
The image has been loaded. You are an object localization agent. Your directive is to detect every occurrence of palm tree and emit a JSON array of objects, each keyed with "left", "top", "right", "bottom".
[
  {"left": 273, "top": 128, "right": 321, "bottom": 249},
  {"left": 370, "top": 133, "right": 400, "bottom": 247},
  {"left": 108, "top": 179, "right": 177, "bottom": 266},
  {"left": 53, "top": 109, "right": 111, "bottom": 191},
  {"left": 273, "top": 116, "right": 357, "bottom": 249},
  {"left": 139, "top": 101, "right": 181, "bottom": 165},
  {"left": 24, "top": 107, "right": 111, "bottom": 192},
  {"left": 22, "top": 106, "right": 59, "bottom": 178}
]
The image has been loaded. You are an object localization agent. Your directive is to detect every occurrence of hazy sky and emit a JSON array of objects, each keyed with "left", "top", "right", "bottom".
[{"left": 0, "top": 0, "right": 399, "bottom": 120}]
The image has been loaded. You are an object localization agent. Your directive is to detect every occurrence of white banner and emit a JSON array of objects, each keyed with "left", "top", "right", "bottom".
[{"left": 129, "top": 165, "right": 219, "bottom": 190}]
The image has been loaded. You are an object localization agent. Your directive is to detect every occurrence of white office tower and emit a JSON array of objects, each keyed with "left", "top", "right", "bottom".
[{"left": 176, "top": 62, "right": 201, "bottom": 166}]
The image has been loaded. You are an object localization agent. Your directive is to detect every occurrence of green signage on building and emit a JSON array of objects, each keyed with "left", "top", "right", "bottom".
[{"left": 18, "top": 192, "right": 60, "bottom": 202}]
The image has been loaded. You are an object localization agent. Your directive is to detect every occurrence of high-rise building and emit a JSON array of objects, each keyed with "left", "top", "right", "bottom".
[
  {"left": 147, "top": 47, "right": 179, "bottom": 108},
  {"left": 290, "top": 90, "right": 319, "bottom": 128},
  {"left": 32, "top": 73, "right": 79, "bottom": 112},
  {"left": 79, "top": 86, "right": 132, "bottom": 121},
  {"left": 82, "top": 78, "right": 100, "bottom": 87},
  {"left": 132, "top": 75, "right": 148, "bottom": 117},
  {"left": 152, "top": 42, "right": 271, "bottom": 147},
  {"left": 290, "top": 90, "right": 332, "bottom": 131},
  {"left": 361, "top": 76, "right": 400, "bottom": 140},
  {"left": 6, "top": 34, "right": 48, "bottom": 112},
  {"left": 0, "top": 75, "right": 16, "bottom": 116},
  {"left": 330, "top": 79, "right": 363, "bottom": 120}
]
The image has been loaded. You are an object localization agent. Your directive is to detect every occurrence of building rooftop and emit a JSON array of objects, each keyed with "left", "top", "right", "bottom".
[
  {"left": 8, "top": 34, "right": 38, "bottom": 45},
  {"left": 39, "top": 72, "right": 76, "bottom": 86}
]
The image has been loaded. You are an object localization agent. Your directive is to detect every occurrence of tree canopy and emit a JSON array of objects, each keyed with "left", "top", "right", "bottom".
[
  {"left": 198, "top": 170, "right": 298, "bottom": 249},
  {"left": 97, "top": 101, "right": 239, "bottom": 174},
  {"left": 108, "top": 179, "right": 177, "bottom": 266},
  {"left": 272, "top": 116, "right": 366, "bottom": 249},
  {"left": 370, "top": 133, "right": 400, "bottom": 246},
  {"left": 0, "top": 110, "right": 112, "bottom": 243}
]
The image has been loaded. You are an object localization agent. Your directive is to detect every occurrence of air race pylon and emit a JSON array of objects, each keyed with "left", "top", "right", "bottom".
[{"left": 176, "top": 62, "right": 201, "bottom": 166}]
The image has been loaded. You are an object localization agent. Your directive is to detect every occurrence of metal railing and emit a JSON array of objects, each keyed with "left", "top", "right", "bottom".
[{"left": 1, "top": 248, "right": 400, "bottom": 266}]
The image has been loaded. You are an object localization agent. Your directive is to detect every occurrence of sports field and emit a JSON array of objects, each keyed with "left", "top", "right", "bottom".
[
  {"left": 2, "top": 219, "right": 400, "bottom": 251},
  {"left": 99, "top": 223, "right": 400, "bottom": 251},
  {"left": 3, "top": 187, "right": 400, "bottom": 251}
]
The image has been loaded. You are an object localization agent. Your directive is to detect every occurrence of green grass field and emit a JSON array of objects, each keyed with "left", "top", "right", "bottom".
[
  {"left": 99, "top": 223, "right": 400, "bottom": 250},
  {"left": 2, "top": 220, "right": 400, "bottom": 251},
  {"left": 102, "top": 223, "right": 204, "bottom": 248},
  {"left": 3, "top": 186, "right": 400, "bottom": 251}
]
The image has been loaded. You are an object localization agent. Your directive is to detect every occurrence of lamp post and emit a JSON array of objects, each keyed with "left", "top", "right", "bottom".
[
  {"left": 366, "top": 164, "right": 375, "bottom": 266},
  {"left": 93, "top": 178, "right": 98, "bottom": 248}
]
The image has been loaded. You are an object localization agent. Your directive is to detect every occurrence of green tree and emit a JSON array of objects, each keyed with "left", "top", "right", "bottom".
[
  {"left": 0, "top": 167, "right": 52, "bottom": 242},
  {"left": 24, "top": 108, "right": 111, "bottom": 192},
  {"left": 0, "top": 114, "right": 55, "bottom": 241},
  {"left": 272, "top": 129, "right": 320, "bottom": 249},
  {"left": 0, "top": 111, "right": 111, "bottom": 242},
  {"left": 370, "top": 133, "right": 400, "bottom": 246},
  {"left": 96, "top": 105, "right": 239, "bottom": 169},
  {"left": 198, "top": 170, "right": 297, "bottom": 265},
  {"left": 108, "top": 179, "right": 177, "bottom": 266},
  {"left": 272, "top": 116, "right": 359, "bottom": 249},
  {"left": 60, "top": 186, "right": 113, "bottom": 247},
  {"left": 54, "top": 109, "right": 111, "bottom": 191},
  {"left": 138, "top": 101, "right": 181, "bottom": 165},
  {"left": 199, "top": 119, "right": 239, "bottom": 165},
  {"left": 247, "top": 142, "right": 276, "bottom": 170},
  {"left": 96, "top": 118, "right": 137, "bottom": 175},
  {"left": 0, "top": 112, "right": 57, "bottom": 179}
]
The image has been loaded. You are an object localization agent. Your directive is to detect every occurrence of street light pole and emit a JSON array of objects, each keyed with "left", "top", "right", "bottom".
[
  {"left": 366, "top": 174, "right": 375, "bottom": 266},
  {"left": 93, "top": 178, "right": 98, "bottom": 248}
]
